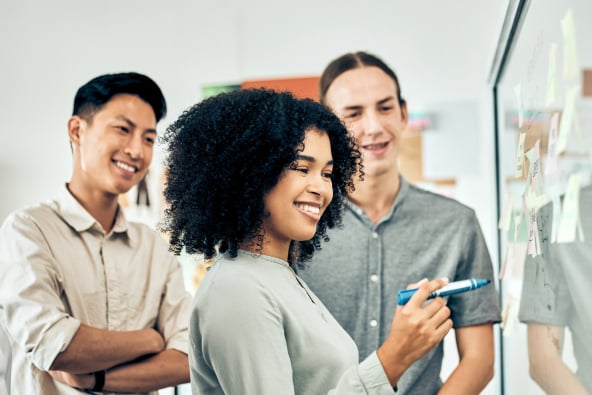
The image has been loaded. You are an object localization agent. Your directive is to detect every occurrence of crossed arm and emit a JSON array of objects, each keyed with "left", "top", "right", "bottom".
[{"left": 49, "top": 324, "right": 189, "bottom": 392}]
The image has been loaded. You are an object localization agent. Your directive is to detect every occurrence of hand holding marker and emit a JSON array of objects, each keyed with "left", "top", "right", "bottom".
[{"left": 397, "top": 278, "right": 491, "bottom": 305}]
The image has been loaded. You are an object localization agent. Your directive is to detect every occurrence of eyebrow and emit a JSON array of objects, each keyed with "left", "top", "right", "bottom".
[
  {"left": 296, "top": 154, "right": 334, "bottom": 166},
  {"left": 115, "top": 115, "right": 157, "bottom": 134},
  {"left": 342, "top": 95, "right": 396, "bottom": 111}
]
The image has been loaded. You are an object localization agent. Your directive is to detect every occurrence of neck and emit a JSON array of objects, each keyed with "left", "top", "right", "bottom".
[
  {"left": 349, "top": 172, "right": 401, "bottom": 224},
  {"left": 67, "top": 182, "right": 120, "bottom": 233},
  {"left": 239, "top": 237, "right": 291, "bottom": 263}
]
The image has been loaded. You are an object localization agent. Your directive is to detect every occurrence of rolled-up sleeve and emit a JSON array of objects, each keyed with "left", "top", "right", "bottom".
[
  {"left": 0, "top": 213, "right": 80, "bottom": 371},
  {"left": 156, "top": 248, "right": 191, "bottom": 354}
]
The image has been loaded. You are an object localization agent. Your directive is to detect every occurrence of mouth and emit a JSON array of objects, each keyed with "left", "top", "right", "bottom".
[
  {"left": 113, "top": 160, "right": 139, "bottom": 174},
  {"left": 294, "top": 202, "right": 322, "bottom": 220},
  {"left": 362, "top": 141, "right": 389, "bottom": 151}
]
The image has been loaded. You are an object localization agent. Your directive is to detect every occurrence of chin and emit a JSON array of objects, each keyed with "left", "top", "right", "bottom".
[{"left": 299, "top": 231, "right": 318, "bottom": 241}]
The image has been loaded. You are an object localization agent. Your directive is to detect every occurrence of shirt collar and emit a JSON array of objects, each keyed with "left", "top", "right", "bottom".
[
  {"left": 345, "top": 175, "right": 410, "bottom": 223},
  {"left": 55, "top": 184, "right": 129, "bottom": 235}
]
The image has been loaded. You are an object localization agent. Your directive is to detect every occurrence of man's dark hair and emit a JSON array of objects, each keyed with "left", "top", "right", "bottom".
[{"left": 72, "top": 72, "right": 167, "bottom": 122}]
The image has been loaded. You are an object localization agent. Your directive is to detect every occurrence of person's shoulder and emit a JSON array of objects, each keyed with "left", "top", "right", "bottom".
[
  {"left": 196, "top": 256, "right": 279, "bottom": 311},
  {"left": 1, "top": 200, "right": 58, "bottom": 230}
]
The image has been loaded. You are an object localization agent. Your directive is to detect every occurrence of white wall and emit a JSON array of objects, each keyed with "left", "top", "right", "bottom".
[{"left": 0, "top": 0, "right": 509, "bottom": 393}]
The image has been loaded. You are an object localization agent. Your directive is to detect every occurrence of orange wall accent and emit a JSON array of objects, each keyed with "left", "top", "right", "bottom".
[{"left": 241, "top": 76, "right": 320, "bottom": 101}]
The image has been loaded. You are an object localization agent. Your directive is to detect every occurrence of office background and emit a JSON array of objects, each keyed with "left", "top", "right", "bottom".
[{"left": 4, "top": 1, "right": 588, "bottom": 394}]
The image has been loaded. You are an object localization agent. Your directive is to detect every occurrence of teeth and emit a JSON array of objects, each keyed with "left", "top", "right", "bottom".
[
  {"left": 115, "top": 161, "right": 136, "bottom": 173},
  {"left": 364, "top": 142, "right": 388, "bottom": 150},
  {"left": 296, "top": 204, "right": 320, "bottom": 214}
]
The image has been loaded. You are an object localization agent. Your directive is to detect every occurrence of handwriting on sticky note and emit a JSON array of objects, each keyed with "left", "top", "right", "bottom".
[{"left": 515, "top": 132, "right": 526, "bottom": 178}]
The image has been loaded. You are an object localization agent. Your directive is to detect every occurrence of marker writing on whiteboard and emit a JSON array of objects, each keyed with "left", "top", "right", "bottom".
[{"left": 397, "top": 278, "right": 491, "bottom": 305}]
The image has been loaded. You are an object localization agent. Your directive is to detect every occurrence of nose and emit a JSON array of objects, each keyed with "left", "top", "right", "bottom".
[
  {"left": 361, "top": 109, "right": 382, "bottom": 136},
  {"left": 307, "top": 172, "right": 333, "bottom": 202},
  {"left": 124, "top": 134, "right": 144, "bottom": 160}
]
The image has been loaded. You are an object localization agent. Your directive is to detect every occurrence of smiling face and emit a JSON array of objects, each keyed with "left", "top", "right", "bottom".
[
  {"left": 68, "top": 93, "right": 157, "bottom": 200},
  {"left": 324, "top": 66, "right": 408, "bottom": 179},
  {"left": 259, "top": 128, "right": 334, "bottom": 258}
]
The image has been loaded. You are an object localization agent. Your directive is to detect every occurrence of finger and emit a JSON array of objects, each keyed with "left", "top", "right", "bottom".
[
  {"left": 434, "top": 318, "right": 454, "bottom": 340},
  {"left": 426, "top": 277, "right": 449, "bottom": 293},
  {"left": 406, "top": 278, "right": 428, "bottom": 290},
  {"left": 423, "top": 297, "right": 448, "bottom": 318},
  {"left": 427, "top": 302, "right": 451, "bottom": 325},
  {"left": 406, "top": 278, "right": 449, "bottom": 307}
]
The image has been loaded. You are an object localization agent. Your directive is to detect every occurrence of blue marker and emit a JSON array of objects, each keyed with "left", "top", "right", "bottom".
[{"left": 397, "top": 278, "right": 491, "bottom": 305}]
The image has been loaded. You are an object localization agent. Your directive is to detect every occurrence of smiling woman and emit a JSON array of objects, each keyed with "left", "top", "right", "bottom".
[{"left": 160, "top": 88, "right": 454, "bottom": 395}]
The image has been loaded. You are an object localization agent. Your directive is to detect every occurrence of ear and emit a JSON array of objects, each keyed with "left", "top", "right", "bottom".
[
  {"left": 400, "top": 101, "right": 409, "bottom": 127},
  {"left": 67, "top": 116, "right": 83, "bottom": 146}
]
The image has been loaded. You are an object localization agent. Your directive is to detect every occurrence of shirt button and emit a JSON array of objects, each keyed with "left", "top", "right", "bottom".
[
  {"left": 370, "top": 274, "right": 379, "bottom": 282},
  {"left": 372, "top": 232, "right": 379, "bottom": 239},
  {"left": 369, "top": 320, "right": 378, "bottom": 327}
]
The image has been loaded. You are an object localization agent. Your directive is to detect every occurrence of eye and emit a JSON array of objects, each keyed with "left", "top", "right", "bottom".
[
  {"left": 343, "top": 111, "right": 360, "bottom": 119},
  {"left": 379, "top": 105, "right": 394, "bottom": 113},
  {"left": 288, "top": 162, "right": 309, "bottom": 174},
  {"left": 322, "top": 171, "right": 333, "bottom": 179},
  {"left": 144, "top": 136, "right": 155, "bottom": 145},
  {"left": 115, "top": 125, "right": 129, "bottom": 133}
]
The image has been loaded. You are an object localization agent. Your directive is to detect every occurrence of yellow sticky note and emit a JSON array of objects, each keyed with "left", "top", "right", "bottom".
[
  {"left": 546, "top": 43, "right": 558, "bottom": 106},
  {"left": 561, "top": 8, "right": 579, "bottom": 80},
  {"left": 557, "top": 85, "right": 579, "bottom": 154},
  {"left": 511, "top": 242, "right": 528, "bottom": 279},
  {"left": 498, "top": 191, "right": 513, "bottom": 230},
  {"left": 557, "top": 173, "right": 582, "bottom": 243}
]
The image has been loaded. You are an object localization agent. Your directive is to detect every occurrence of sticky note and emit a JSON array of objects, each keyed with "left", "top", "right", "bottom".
[
  {"left": 515, "top": 132, "right": 526, "bottom": 178},
  {"left": 561, "top": 8, "right": 579, "bottom": 80},
  {"left": 498, "top": 191, "right": 513, "bottom": 230},
  {"left": 546, "top": 43, "right": 558, "bottom": 106},
  {"left": 557, "top": 173, "right": 583, "bottom": 243},
  {"left": 557, "top": 85, "right": 579, "bottom": 154},
  {"left": 525, "top": 140, "right": 543, "bottom": 195},
  {"left": 545, "top": 112, "right": 560, "bottom": 175},
  {"left": 527, "top": 207, "right": 541, "bottom": 257}
]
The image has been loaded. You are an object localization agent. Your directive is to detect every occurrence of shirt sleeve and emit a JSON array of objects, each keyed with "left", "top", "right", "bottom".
[
  {"left": 329, "top": 351, "right": 396, "bottom": 395},
  {"left": 155, "top": 239, "right": 192, "bottom": 354},
  {"left": 0, "top": 212, "right": 80, "bottom": 371},
  {"left": 448, "top": 211, "right": 501, "bottom": 327}
]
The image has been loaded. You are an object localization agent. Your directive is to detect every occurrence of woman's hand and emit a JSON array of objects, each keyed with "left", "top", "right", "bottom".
[{"left": 377, "top": 278, "right": 453, "bottom": 386}]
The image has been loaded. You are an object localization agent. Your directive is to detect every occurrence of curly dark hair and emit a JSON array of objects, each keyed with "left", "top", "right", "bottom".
[{"left": 160, "top": 88, "right": 362, "bottom": 266}]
